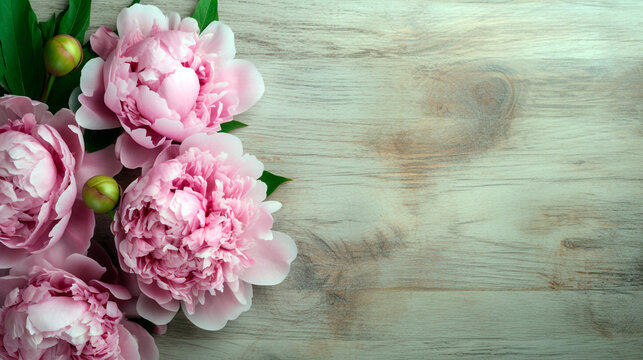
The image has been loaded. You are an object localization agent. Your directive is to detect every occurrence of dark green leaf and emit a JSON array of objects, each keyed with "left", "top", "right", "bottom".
[
  {"left": 129, "top": 0, "right": 140, "bottom": 6},
  {"left": 0, "top": 0, "right": 45, "bottom": 99},
  {"left": 219, "top": 120, "right": 248, "bottom": 133},
  {"left": 192, "top": 0, "right": 218, "bottom": 32},
  {"left": 58, "top": 0, "right": 92, "bottom": 43},
  {"left": 84, "top": 127, "right": 124, "bottom": 153},
  {"left": 39, "top": 13, "right": 57, "bottom": 43},
  {"left": 259, "top": 171, "right": 292, "bottom": 196},
  {"left": 47, "top": 47, "right": 94, "bottom": 112}
]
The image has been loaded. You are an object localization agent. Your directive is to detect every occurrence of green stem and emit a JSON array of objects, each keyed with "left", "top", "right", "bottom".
[
  {"left": 108, "top": 210, "right": 115, "bottom": 220},
  {"left": 41, "top": 75, "right": 56, "bottom": 103}
]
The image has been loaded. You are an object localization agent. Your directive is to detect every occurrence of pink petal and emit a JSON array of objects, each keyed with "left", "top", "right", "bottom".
[
  {"left": 80, "top": 58, "right": 106, "bottom": 97},
  {"left": 198, "top": 21, "right": 235, "bottom": 59},
  {"left": 77, "top": 94, "right": 121, "bottom": 130},
  {"left": 61, "top": 253, "right": 106, "bottom": 283},
  {"left": 151, "top": 144, "right": 180, "bottom": 168},
  {"left": 138, "top": 279, "right": 173, "bottom": 304},
  {"left": 90, "top": 26, "right": 119, "bottom": 59},
  {"left": 182, "top": 282, "right": 253, "bottom": 331},
  {"left": 240, "top": 231, "right": 297, "bottom": 286},
  {"left": 123, "top": 321, "right": 160, "bottom": 360},
  {"left": 157, "top": 67, "right": 199, "bottom": 117},
  {"left": 117, "top": 324, "right": 142, "bottom": 360},
  {"left": 75, "top": 144, "right": 122, "bottom": 193},
  {"left": 42, "top": 201, "right": 94, "bottom": 266},
  {"left": 117, "top": 4, "right": 169, "bottom": 38},
  {"left": 135, "top": 86, "right": 174, "bottom": 122},
  {"left": 89, "top": 280, "right": 132, "bottom": 300},
  {"left": 0, "top": 275, "right": 27, "bottom": 304},
  {"left": 116, "top": 134, "right": 169, "bottom": 169},
  {"left": 136, "top": 293, "right": 178, "bottom": 325},
  {"left": 219, "top": 59, "right": 265, "bottom": 115},
  {"left": 180, "top": 133, "right": 243, "bottom": 159},
  {"left": 28, "top": 297, "right": 88, "bottom": 332},
  {"left": 236, "top": 154, "right": 264, "bottom": 179}
]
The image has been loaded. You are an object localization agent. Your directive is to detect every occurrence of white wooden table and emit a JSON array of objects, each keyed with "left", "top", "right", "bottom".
[{"left": 32, "top": 0, "right": 643, "bottom": 358}]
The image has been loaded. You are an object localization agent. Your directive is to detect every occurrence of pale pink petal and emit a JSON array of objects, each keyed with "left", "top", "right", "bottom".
[
  {"left": 262, "top": 201, "right": 282, "bottom": 213},
  {"left": 240, "top": 231, "right": 297, "bottom": 286},
  {"left": 123, "top": 321, "right": 160, "bottom": 360},
  {"left": 149, "top": 117, "right": 199, "bottom": 142},
  {"left": 54, "top": 181, "right": 76, "bottom": 216},
  {"left": 117, "top": 324, "right": 142, "bottom": 360},
  {"left": 218, "top": 59, "right": 265, "bottom": 115},
  {"left": 180, "top": 132, "right": 243, "bottom": 159},
  {"left": 151, "top": 144, "right": 180, "bottom": 168},
  {"left": 182, "top": 283, "right": 252, "bottom": 331},
  {"left": 90, "top": 26, "right": 119, "bottom": 59},
  {"left": 135, "top": 86, "right": 174, "bottom": 121},
  {"left": 28, "top": 297, "right": 88, "bottom": 332},
  {"left": 157, "top": 67, "right": 199, "bottom": 117},
  {"left": 117, "top": 4, "right": 169, "bottom": 38},
  {"left": 198, "top": 21, "right": 235, "bottom": 58},
  {"left": 75, "top": 144, "right": 123, "bottom": 193},
  {"left": 116, "top": 134, "right": 169, "bottom": 169},
  {"left": 61, "top": 253, "right": 106, "bottom": 283},
  {"left": 136, "top": 293, "right": 178, "bottom": 325},
  {"left": 178, "top": 17, "right": 199, "bottom": 33},
  {"left": 80, "top": 58, "right": 106, "bottom": 97}
]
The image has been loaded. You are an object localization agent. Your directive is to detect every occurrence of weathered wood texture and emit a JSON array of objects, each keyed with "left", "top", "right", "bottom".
[{"left": 31, "top": 0, "right": 643, "bottom": 358}]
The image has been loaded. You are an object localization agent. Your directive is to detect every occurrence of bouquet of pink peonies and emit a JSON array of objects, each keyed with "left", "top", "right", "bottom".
[{"left": 0, "top": 0, "right": 296, "bottom": 358}]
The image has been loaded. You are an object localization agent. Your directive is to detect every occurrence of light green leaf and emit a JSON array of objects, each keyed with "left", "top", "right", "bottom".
[
  {"left": 219, "top": 120, "right": 248, "bottom": 133},
  {"left": 192, "top": 0, "right": 218, "bottom": 32},
  {"left": 259, "top": 171, "right": 292, "bottom": 197},
  {"left": 0, "top": 0, "right": 44, "bottom": 99},
  {"left": 58, "top": 0, "right": 92, "bottom": 43}
]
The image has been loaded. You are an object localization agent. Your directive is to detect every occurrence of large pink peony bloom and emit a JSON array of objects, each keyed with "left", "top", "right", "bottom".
[
  {"left": 0, "top": 95, "right": 121, "bottom": 268},
  {"left": 112, "top": 133, "right": 296, "bottom": 330},
  {"left": 0, "top": 254, "right": 158, "bottom": 359},
  {"left": 77, "top": 4, "right": 265, "bottom": 169}
]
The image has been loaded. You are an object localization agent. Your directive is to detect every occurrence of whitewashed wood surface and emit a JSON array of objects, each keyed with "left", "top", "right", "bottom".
[{"left": 31, "top": 0, "right": 643, "bottom": 358}]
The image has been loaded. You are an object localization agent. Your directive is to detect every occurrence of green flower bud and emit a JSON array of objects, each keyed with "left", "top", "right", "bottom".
[
  {"left": 43, "top": 35, "right": 83, "bottom": 77},
  {"left": 82, "top": 175, "right": 120, "bottom": 214}
]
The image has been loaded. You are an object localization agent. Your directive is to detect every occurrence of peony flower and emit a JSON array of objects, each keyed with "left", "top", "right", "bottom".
[
  {"left": 77, "top": 4, "right": 265, "bottom": 169},
  {"left": 112, "top": 133, "right": 296, "bottom": 330},
  {"left": 0, "top": 254, "right": 158, "bottom": 359},
  {"left": 0, "top": 95, "right": 121, "bottom": 268}
]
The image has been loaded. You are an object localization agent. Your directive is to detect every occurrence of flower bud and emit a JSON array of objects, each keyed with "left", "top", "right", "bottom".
[
  {"left": 44, "top": 35, "right": 83, "bottom": 76},
  {"left": 82, "top": 175, "right": 120, "bottom": 214}
]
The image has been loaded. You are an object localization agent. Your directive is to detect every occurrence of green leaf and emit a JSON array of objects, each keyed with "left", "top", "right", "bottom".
[
  {"left": 47, "top": 47, "right": 94, "bottom": 113},
  {"left": 129, "top": 0, "right": 140, "bottom": 6},
  {"left": 219, "top": 120, "right": 248, "bottom": 133},
  {"left": 0, "top": 0, "right": 45, "bottom": 99},
  {"left": 83, "top": 127, "right": 124, "bottom": 153},
  {"left": 58, "top": 0, "right": 92, "bottom": 43},
  {"left": 259, "top": 171, "right": 292, "bottom": 196},
  {"left": 192, "top": 0, "right": 218, "bottom": 32},
  {"left": 39, "top": 13, "right": 57, "bottom": 43}
]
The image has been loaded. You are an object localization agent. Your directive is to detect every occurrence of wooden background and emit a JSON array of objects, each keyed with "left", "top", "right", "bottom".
[{"left": 32, "top": 0, "right": 642, "bottom": 358}]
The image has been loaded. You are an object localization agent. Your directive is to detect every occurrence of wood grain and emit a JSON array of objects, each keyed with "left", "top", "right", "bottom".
[{"left": 30, "top": 0, "right": 643, "bottom": 358}]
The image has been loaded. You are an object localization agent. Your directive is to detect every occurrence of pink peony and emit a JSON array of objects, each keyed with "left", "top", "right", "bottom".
[
  {"left": 0, "top": 254, "right": 158, "bottom": 359},
  {"left": 112, "top": 133, "right": 296, "bottom": 330},
  {"left": 77, "top": 4, "right": 265, "bottom": 169},
  {"left": 0, "top": 95, "right": 121, "bottom": 268}
]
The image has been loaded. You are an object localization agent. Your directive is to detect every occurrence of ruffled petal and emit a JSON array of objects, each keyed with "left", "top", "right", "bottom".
[
  {"left": 117, "top": 4, "right": 169, "bottom": 38},
  {"left": 61, "top": 252, "right": 106, "bottom": 283},
  {"left": 217, "top": 59, "right": 264, "bottom": 115},
  {"left": 90, "top": 26, "right": 119, "bottom": 59},
  {"left": 116, "top": 134, "right": 169, "bottom": 170},
  {"left": 198, "top": 21, "right": 236, "bottom": 59}
]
